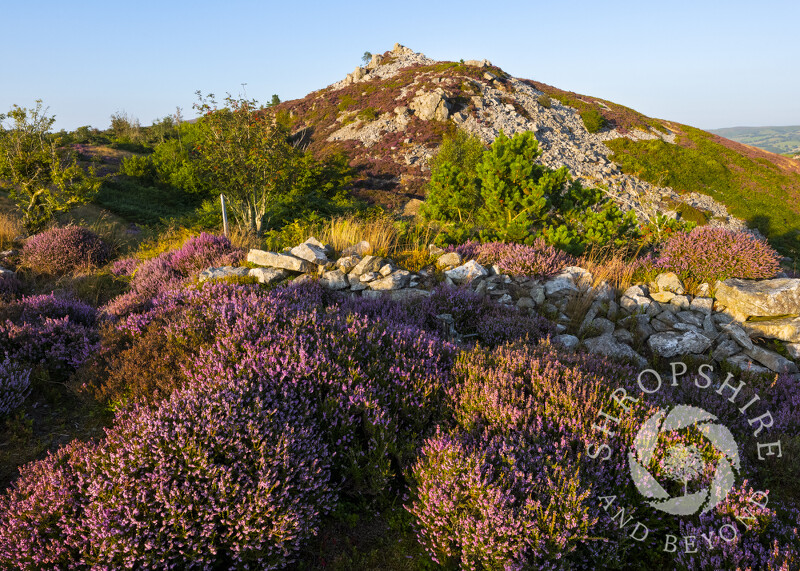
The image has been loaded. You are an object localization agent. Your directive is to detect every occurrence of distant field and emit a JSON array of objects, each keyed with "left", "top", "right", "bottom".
[{"left": 709, "top": 125, "right": 800, "bottom": 155}]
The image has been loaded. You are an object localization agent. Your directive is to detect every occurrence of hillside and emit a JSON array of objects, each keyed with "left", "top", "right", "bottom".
[
  {"left": 709, "top": 125, "right": 800, "bottom": 155},
  {"left": 277, "top": 43, "right": 800, "bottom": 259}
]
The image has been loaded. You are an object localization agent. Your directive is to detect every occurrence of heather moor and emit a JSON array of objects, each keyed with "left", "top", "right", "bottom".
[{"left": 1, "top": 44, "right": 799, "bottom": 569}]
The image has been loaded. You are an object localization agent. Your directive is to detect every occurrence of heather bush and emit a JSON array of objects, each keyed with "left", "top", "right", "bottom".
[
  {"left": 0, "top": 382, "right": 335, "bottom": 569},
  {"left": 0, "top": 294, "right": 99, "bottom": 374},
  {"left": 656, "top": 226, "right": 781, "bottom": 284},
  {"left": 476, "top": 239, "right": 574, "bottom": 279},
  {"left": 103, "top": 232, "right": 243, "bottom": 318},
  {"left": 410, "top": 428, "right": 595, "bottom": 570},
  {"left": 0, "top": 272, "right": 21, "bottom": 301},
  {"left": 109, "top": 256, "right": 138, "bottom": 276},
  {"left": 0, "top": 354, "right": 31, "bottom": 415},
  {"left": 21, "top": 225, "right": 110, "bottom": 274}
]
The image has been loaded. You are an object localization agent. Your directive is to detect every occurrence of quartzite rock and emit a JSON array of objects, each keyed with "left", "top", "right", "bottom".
[
  {"left": 715, "top": 278, "right": 800, "bottom": 321},
  {"left": 320, "top": 269, "right": 349, "bottom": 290},
  {"left": 741, "top": 316, "right": 800, "bottom": 343},
  {"left": 445, "top": 260, "right": 488, "bottom": 284},
  {"left": 199, "top": 266, "right": 250, "bottom": 282},
  {"left": 290, "top": 242, "right": 329, "bottom": 265},
  {"left": 247, "top": 249, "right": 316, "bottom": 273},
  {"left": 249, "top": 267, "right": 289, "bottom": 285}
]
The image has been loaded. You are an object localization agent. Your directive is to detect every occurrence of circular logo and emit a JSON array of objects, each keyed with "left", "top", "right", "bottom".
[{"left": 628, "top": 405, "right": 740, "bottom": 516}]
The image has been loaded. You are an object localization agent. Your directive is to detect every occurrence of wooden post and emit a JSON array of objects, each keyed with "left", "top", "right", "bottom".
[{"left": 220, "top": 193, "right": 229, "bottom": 238}]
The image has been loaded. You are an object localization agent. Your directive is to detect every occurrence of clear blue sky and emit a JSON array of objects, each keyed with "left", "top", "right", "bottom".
[{"left": 3, "top": 0, "right": 798, "bottom": 132}]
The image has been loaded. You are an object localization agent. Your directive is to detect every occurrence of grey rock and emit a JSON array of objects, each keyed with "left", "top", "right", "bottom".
[
  {"left": 696, "top": 283, "right": 712, "bottom": 297},
  {"left": 634, "top": 314, "right": 655, "bottom": 342},
  {"left": 622, "top": 285, "right": 647, "bottom": 298},
  {"left": 379, "top": 263, "right": 394, "bottom": 277},
  {"left": 530, "top": 284, "right": 546, "bottom": 305},
  {"left": 785, "top": 342, "right": 800, "bottom": 360},
  {"left": 545, "top": 276, "right": 578, "bottom": 297},
  {"left": 199, "top": 266, "right": 250, "bottom": 283},
  {"left": 648, "top": 330, "right": 713, "bottom": 358},
  {"left": 726, "top": 354, "right": 771, "bottom": 375},
  {"left": 335, "top": 255, "right": 361, "bottom": 274},
  {"left": 410, "top": 90, "right": 451, "bottom": 121},
  {"left": 651, "top": 291, "right": 676, "bottom": 303},
  {"left": 351, "top": 255, "right": 385, "bottom": 277},
  {"left": 655, "top": 272, "right": 686, "bottom": 294},
  {"left": 555, "top": 323, "right": 568, "bottom": 334},
  {"left": 677, "top": 311, "right": 704, "bottom": 328},
  {"left": 320, "top": 269, "right": 349, "bottom": 290},
  {"left": 554, "top": 334, "right": 580, "bottom": 350},
  {"left": 369, "top": 271, "right": 410, "bottom": 291},
  {"left": 690, "top": 297, "right": 714, "bottom": 315},
  {"left": 669, "top": 295, "right": 691, "bottom": 310},
  {"left": 584, "top": 334, "right": 647, "bottom": 367},
  {"left": 744, "top": 345, "right": 799, "bottom": 374},
  {"left": 674, "top": 322, "right": 702, "bottom": 334},
  {"left": 348, "top": 274, "right": 367, "bottom": 291},
  {"left": 621, "top": 293, "right": 651, "bottom": 314},
  {"left": 362, "top": 288, "right": 430, "bottom": 302},
  {"left": 712, "top": 312, "right": 735, "bottom": 326},
  {"left": 248, "top": 267, "right": 289, "bottom": 285},
  {"left": 651, "top": 319, "right": 673, "bottom": 333},
  {"left": 360, "top": 271, "right": 381, "bottom": 283},
  {"left": 613, "top": 328, "right": 634, "bottom": 345},
  {"left": 712, "top": 339, "right": 741, "bottom": 361},
  {"left": 436, "top": 252, "right": 462, "bottom": 269},
  {"left": 290, "top": 242, "right": 329, "bottom": 266},
  {"left": 654, "top": 311, "right": 679, "bottom": 327},
  {"left": 715, "top": 277, "right": 800, "bottom": 321},
  {"left": 516, "top": 297, "right": 535, "bottom": 309},
  {"left": 247, "top": 249, "right": 316, "bottom": 273},
  {"left": 591, "top": 317, "right": 616, "bottom": 336},
  {"left": 497, "top": 293, "right": 513, "bottom": 305},
  {"left": 607, "top": 300, "right": 619, "bottom": 321},
  {"left": 721, "top": 322, "right": 755, "bottom": 351},
  {"left": 445, "top": 260, "right": 489, "bottom": 284},
  {"left": 703, "top": 314, "right": 718, "bottom": 338},
  {"left": 302, "top": 237, "right": 334, "bottom": 257}
]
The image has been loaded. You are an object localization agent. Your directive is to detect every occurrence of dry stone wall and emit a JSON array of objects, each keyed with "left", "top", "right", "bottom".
[{"left": 201, "top": 237, "right": 800, "bottom": 378}]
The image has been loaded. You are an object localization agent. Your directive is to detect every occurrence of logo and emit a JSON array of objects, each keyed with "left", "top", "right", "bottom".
[{"left": 628, "top": 404, "right": 740, "bottom": 516}]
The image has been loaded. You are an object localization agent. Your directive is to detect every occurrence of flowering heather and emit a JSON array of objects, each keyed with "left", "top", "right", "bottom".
[
  {"left": 0, "top": 383, "right": 335, "bottom": 569},
  {"left": 0, "top": 294, "right": 99, "bottom": 373},
  {"left": 103, "top": 232, "right": 243, "bottom": 318},
  {"left": 656, "top": 226, "right": 782, "bottom": 284},
  {"left": 110, "top": 256, "right": 139, "bottom": 277},
  {"left": 21, "top": 226, "right": 111, "bottom": 274},
  {"left": 410, "top": 428, "right": 595, "bottom": 570},
  {"left": 0, "top": 354, "right": 31, "bottom": 415},
  {"left": 336, "top": 284, "right": 555, "bottom": 347},
  {"left": 446, "top": 239, "right": 573, "bottom": 279},
  {"left": 0, "top": 272, "right": 21, "bottom": 301}
]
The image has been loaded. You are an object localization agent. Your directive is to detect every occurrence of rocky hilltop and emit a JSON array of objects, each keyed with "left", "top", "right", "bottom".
[{"left": 278, "top": 43, "right": 754, "bottom": 233}]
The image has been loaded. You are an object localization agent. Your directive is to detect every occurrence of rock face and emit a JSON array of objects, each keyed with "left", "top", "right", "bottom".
[
  {"left": 715, "top": 278, "right": 800, "bottom": 321},
  {"left": 409, "top": 90, "right": 451, "bottom": 121}
]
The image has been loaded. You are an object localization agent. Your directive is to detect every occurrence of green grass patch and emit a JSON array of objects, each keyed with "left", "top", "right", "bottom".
[
  {"left": 607, "top": 125, "right": 800, "bottom": 258},
  {"left": 94, "top": 178, "right": 202, "bottom": 225},
  {"left": 357, "top": 107, "right": 379, "bottom": 122}
]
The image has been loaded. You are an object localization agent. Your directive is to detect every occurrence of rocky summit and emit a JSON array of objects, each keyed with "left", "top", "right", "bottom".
[{"left": 277, "top": 42, "right": 760, "bottom": 234}]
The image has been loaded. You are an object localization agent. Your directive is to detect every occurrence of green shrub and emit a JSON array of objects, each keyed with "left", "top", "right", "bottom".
[
  {"left": 580, "top": 108, "right": 606, "bottom": 133},
  {"left": 357, "top": 107, "right": 379, "bottom": 122},
  {"left": 537, "top": 94, "right": 552, "bottom": 108}
]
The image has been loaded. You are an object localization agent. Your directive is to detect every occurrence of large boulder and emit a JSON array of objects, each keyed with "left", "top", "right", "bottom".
[
  {"left": 368, "top": 270, "right": 410, "bottom": 291},
  {"left": 654, "top": 272, "right": 685, "bottom": 294},
  {"left": 247, "top": 249, "right": 316, "bottom": 273},
  {"left": 741, "top": 316, "right": 800, "bottom": 343},
  {"left": 409, "top": 90, "right": 451, "bottom": 121},
  {"left": 350, "top": 255, "right": 386, "bottom": 277},
  {"left": 320, "top": 269, "right": 349, "bottom": 290},
  {"left": 290, "top": 242, "right": 329, "bottom": 266},
  {"left": 647, "top": 330, "right": 712, "bottom": 358},
  {"left": 715, "top": 278, "right": 800, "bottom": 321}
]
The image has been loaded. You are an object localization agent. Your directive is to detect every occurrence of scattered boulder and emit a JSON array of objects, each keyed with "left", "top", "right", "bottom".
[
  {"left": 320, "top": 269, "right": 349, "bottom": 290},
  {"left": 290, "top": 242, "right": 329, "bottom": 266},
  {"left": 409, "top": 90, "right": 451, "bottom": 121}
]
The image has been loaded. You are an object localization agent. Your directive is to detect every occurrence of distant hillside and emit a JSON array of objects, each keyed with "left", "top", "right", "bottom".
[{"left": 709, "top": 125, "right": 800, "bottom": 155}]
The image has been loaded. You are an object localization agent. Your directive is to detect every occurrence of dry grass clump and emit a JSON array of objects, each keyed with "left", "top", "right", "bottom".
[
  {"left": 320, "top": 215, "right": 399, "bottom": 257},
  {"left": 0, "top": 211, "right": 24, "bottom": 250}
]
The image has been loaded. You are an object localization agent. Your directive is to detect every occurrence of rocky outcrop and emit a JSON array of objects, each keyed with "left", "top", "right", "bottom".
[
  {"left": 409, "top": 90, "right": 451, "bottom": 121},
  {"left": 715, "top": 277, "right": 800, "bottom": 321}
]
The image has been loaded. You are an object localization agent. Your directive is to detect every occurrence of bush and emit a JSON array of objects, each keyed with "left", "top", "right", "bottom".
[
  {"left": 21, "top": 226, "right": 110, "bottom": 274},
  {"left": 0, "top": 382, "right": 335, "bottom": 569},
  {"left": 0, "top": 354, "right": 31, "bottom": 415},
  {"left": 471, "top": 239, "right": 574, "bottom": 279},
  {"left": 0, "top": 272, "right": 21, "bottom": 301},
  {"left": 537, "top": 93, "right": 552, "bottom": 108},
  {"left": 580, "top": 108, "right": 606, "bottom": 133},
  {"left": 656, "top": 226, "right": 782, "bottom": 284},
  {"left": 0, "top": 293, "right": 99, "bottom": 374}
]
